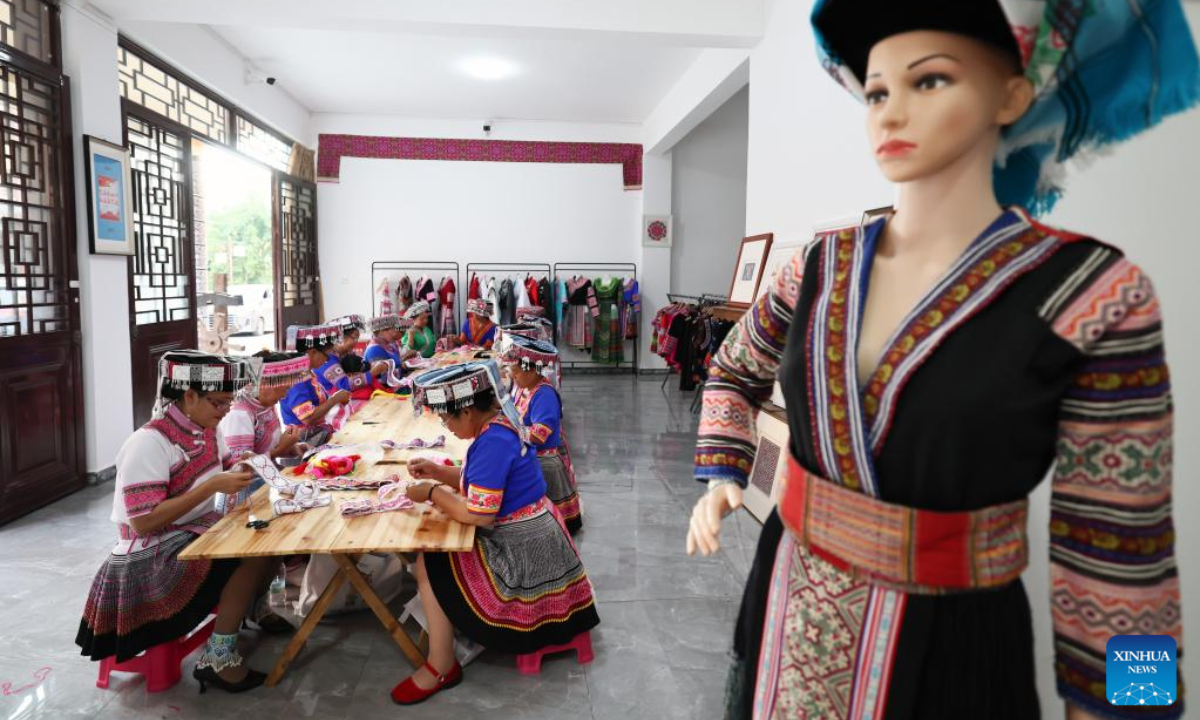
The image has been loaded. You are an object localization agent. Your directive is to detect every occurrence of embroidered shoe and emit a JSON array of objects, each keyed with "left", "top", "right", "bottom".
[{"left": 389, "top": 661, "right": 463, "bottom": 705}]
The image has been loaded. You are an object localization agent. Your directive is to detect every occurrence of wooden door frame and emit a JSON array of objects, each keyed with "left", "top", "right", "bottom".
[
  {"left": 272, "top": 170, "right": 321, "bottom": 343},
  {"left": 0, "top": 6, "right": 88, "bottom": 521},
  {"left": 121, "top": 100, "right": 199, "bottom": 426}
]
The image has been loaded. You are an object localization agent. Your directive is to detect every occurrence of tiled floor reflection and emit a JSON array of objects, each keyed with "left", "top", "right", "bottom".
[{"left": 0, "top": 375, "right": 759, "bottom": 720}]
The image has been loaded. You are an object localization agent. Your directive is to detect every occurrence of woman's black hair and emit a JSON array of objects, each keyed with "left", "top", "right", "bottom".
[{"left": 340, "top": 353, "right": 365, "bottom": 374}]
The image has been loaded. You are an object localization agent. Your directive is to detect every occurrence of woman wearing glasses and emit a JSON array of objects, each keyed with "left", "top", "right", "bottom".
[{"left": 77, "top": 351, "right": 279, "bottom": 694}]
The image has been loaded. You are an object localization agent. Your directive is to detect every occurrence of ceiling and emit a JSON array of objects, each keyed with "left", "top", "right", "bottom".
[{"left": 86, "top": 0, "right": 764, "bottom": 124}]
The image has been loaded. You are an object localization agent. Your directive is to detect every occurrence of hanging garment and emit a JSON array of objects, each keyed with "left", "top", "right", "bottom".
[
  {"left": 498, "top": 278, "right": 517, "bottom": 326},
  {"left": 438, "top": 277, "right": 457, "bottom": 338},
  {"left": 590, "top": 277, "right": 624, "bottom": 365},
  {"left": 565, "top": 277, "right": 591, "bottom": 350},
  {"left": 486, "top": 279, "right": 501, "bottom": 325},
  {"left": 538, "top": 277, "right": 553, "bottom": 317},
  {"left": 468, "top": 273, "right": 481, "bottom": 301},
  {"left": 376, "top": 277, "right": 394, "bottom": 315},
  {"left": 516, "top": 277, "right": 533, "bottom": 313},
  {"left": 524, "top": 276, "right": 539, "bottom": 306},
  {"left": 698, "top": 209, "right": 1182, "bottom": 720},
  {"left": 555, "top": 278, "right": 568, "bottom": 334},
  {"left": 395, "top": 275, "right": 413, "bottom": 315},
  {"left": 622, "top": 279, "right": 640, "bottom": 339}
]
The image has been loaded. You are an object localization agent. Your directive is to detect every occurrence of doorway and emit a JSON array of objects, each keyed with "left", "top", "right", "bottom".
[{"left": 193, "top": 140, "right": 275, "bottom": 356}]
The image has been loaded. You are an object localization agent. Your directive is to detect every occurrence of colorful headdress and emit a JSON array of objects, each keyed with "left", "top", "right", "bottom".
[
  {"left": 154, "top": 350, "right": 253, "bottom": 417},
  {"left": 294, "top": 323, "right": 341, "bottom": 351},
  {"left": 248, "top": 352, "right": 310, "bottom": 390},
  {"left": 502, "top": 334, "right": 558, "bottom": 372},
  {"left": 811, "top": 0, "right": 1200, "bottom": 214},
  {"left": 412, "top": 362, "right": 495, "bottom": 414},
  {"left": 333, "top": 314, "right": 367, "bottom": 335},
  {"left": 412, "top": 360, "right": 527, "bottom": 444},
  {"left": 403, "top": 301, "right": 431, "bottom": 320},
  {"left": 466, "top": 298, "right": 492, "bottom": 318},
  {"left": 369, "top": 314, "right": 403, "bottom": 332}
]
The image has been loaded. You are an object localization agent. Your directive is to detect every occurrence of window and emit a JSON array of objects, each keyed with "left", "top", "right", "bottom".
[
  {"left": 236, "top": 115, "right": 292, "bottom": 172},
  {"left": 117, "top": 45, "right": 229, "bottom": 143},
  {"left": 0, "top": 0, "right": 53, "bottom": 66}
]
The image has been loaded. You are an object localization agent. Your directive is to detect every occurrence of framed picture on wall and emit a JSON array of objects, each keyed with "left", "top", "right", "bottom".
[
  {"left": 83, "top": 135, "right": 135, "bottom": 256},
  {"left": 727, "top": 233, "right": 773, "bottom": 308},
  {"left": 642, "top": 215, "right": 672, "bottom": 248}
]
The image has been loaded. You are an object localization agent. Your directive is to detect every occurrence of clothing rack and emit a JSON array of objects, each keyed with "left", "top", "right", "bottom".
[
  {"left": 660, "top": 292, "right": 729, "bottom": 390},
  {"left": 466, "top": 262, "right": 553, "bottom": 331},
  {"left": 553, "top": 262, "right": 639, "bottom": 375},
  {"left": 370, "top": 261, "right": 461, "bottom": 329}
]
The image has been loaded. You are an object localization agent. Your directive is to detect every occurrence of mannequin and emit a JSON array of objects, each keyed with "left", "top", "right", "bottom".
[{"left": 688, "top": 2, "right": 1197, "bottom": 719}]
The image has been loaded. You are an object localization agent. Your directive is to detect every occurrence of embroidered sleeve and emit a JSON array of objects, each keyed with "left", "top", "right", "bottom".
[
  {"left": 1044, "top": 255, "right": 1183, "bottom": 717},
  {"left": 116, "top": 431, "right": 173, "bottom": 519},
  {"left": 526, "top": 387, "right": 560, "bottom": 447},
  {"left": 463, "top": 432, "right": 514, "bottom": 515},
  {"left": 293, "top": 401, "right": 316, "bottom": 422},
  {"left": 695, "top": 242, "right": 812, "bottom": 487},
  {"left": 218, "top": 409, "right": 255, "bottom": 467}
]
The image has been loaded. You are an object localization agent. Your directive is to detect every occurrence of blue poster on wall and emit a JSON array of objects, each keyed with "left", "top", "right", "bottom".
[{"left": 92, "top": 154, "right": 126, "bottom": 241}]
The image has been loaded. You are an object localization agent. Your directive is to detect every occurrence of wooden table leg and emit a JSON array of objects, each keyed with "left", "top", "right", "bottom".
[
  {"left": 265, "top": 567, "right": 348, "bottom": 687},
  {"left": 331, "top": 553, "right": 426, "bottom": 669}
]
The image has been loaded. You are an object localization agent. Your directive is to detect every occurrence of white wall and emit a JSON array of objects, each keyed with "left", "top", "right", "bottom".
[
  {"left": 119, "top": 20, "right": 311, "bottom": 144},
  {"left": 741, "top": 0, "right": 1200, "bottom": 712},
  {"left": 313, "top": 115, "right": 649, "bottom": 365},
  {"left": 744, "top": 0, "right": 891, "bottom": 243},
  {"left": 670, "top": 86, "right": 748, "bottom": 297},
  {"left": 63, "top": 4, "right": 133, "bottom": 473},
  {"left": 643, "top": 48, "right": 750, "bottom": 154}
]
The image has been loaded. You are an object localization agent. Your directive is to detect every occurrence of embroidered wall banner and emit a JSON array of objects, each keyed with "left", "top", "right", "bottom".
[{"left": 316, "top": 135, "right": 644, "bottom": 190}]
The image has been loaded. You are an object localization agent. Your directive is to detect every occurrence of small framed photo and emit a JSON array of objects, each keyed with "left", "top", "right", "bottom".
[
  {"left": 83, "top": 135, "right": 135, "bottom": 256},
  {"left": 727, "top": 233, "right": 774, "bottom": 308},
  {"left": 642, "top": 215, "right": 672, "bottom": 248}
]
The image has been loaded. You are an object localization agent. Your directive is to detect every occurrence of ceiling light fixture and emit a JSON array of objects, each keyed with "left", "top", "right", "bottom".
[{"left": 459, "top": 56, "right": 519, "bottom": 81}]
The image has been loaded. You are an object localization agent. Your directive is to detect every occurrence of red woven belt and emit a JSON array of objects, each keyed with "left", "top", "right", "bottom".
[{"left": 779, "top": 456, "right": 1029, "bottom": 594}]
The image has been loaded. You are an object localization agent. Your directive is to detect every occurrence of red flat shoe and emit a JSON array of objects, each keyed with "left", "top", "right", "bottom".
[{"left": 390, "top": 661, "right": 463, "bottom": 705}]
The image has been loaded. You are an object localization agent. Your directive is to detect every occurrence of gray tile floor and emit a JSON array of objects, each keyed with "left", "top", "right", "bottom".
[{"left": 0, "top": 375, "right": 763, "bottom": 720}]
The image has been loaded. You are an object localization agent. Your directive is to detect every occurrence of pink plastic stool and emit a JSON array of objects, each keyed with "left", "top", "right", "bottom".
[
  {"left": 96, "top": 615, "right": 217, "bottom": 693},
  {"left": 516, "top": 631, "right": 594, "bottom": 676}
]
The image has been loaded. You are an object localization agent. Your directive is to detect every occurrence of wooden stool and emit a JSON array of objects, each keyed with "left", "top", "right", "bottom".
[
  {"left": 96, "top": 615, "right": 217, "bottom": 693},
  {"left": 515, "top": 631, "right": 594, "bottom": 676}
]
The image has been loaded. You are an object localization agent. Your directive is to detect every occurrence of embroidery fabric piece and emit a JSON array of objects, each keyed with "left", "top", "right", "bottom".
[
  {"left": 235, "top": 454, "right": 331, "bottom": 517},
  {"left": 339, "top": 480, "right": 419, "bottom": 517}
]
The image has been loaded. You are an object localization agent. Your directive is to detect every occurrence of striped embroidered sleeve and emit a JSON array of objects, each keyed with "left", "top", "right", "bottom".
[
  {"left": 218, "top": 408, "right": 255, "bottom": 468},
  {"left": 694, "top": 242, "right": 810, "bottom": 487},
  {"left": 1043, "top": 251, "right": 1184, "bottom": 717}
]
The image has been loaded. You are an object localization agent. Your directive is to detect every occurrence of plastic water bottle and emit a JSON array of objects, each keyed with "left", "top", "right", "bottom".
[{"left": 269, "top": 564, "right": 286, "bottom": 609}]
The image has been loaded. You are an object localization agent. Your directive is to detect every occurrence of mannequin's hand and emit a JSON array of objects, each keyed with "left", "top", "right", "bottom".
[{"left": 686, "top": 483, "right": 743, "bottom": 557}]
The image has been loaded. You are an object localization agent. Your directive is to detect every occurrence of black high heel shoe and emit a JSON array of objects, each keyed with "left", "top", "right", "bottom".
[{"left": 193, "top": 665, "right": 267, "bottom": 694}]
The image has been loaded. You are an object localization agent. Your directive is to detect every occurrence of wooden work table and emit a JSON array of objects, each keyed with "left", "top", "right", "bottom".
[{"left": 179, "top": 370, "right": 476, "bottom": 686}]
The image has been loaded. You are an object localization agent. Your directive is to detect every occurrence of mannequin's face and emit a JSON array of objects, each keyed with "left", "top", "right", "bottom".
[{"left": 864, "top": 31, "right": 1032, "bottom": 184}]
